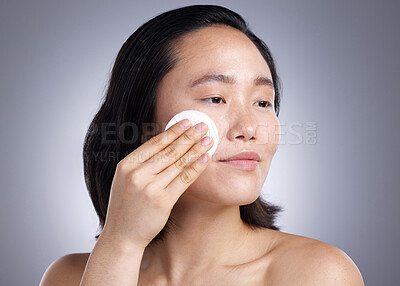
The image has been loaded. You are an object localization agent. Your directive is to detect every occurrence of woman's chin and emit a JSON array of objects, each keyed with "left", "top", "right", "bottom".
[{"left": 184, "top": 182, "right": 261, "bottom": 206}]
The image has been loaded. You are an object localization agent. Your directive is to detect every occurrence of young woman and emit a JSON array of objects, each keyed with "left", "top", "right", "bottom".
[{"left": 40, "top": 4, "right": 364, "bottom": 285}]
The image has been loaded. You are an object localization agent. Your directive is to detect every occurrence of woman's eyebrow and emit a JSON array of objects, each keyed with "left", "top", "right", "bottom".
[{"left": 188, "top": 73, "right": 273, "bottom": 88}]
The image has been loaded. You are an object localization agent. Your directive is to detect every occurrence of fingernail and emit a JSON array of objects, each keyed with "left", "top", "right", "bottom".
[
  {"left": 200, "top": 154, "right": 208, "bottom": 163},
  {"left": 195, "top": 122, "right": 206, "bottom": 132},
  {"left": 201, "top": 136, "right": 211, "bottom": 145},
  {"left": 180, "top": 119, "right": 191, "bottom": 130}
]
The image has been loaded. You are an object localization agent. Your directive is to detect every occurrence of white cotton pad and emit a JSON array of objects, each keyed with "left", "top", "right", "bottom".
[{"left": 164, "top": 110, "right": 219, "bottom": 157}]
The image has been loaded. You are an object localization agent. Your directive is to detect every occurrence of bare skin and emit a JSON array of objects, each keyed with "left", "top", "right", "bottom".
[
  {"left": 40, "top": 25, "right": 364, "bottom": 285},
  {"left": 40, "top": 230, "right": 364, "bottom": 285}
]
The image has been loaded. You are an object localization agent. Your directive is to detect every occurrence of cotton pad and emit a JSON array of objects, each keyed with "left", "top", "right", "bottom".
[{"left": 164, "top": 110, "right": 219, "bottom": 157}]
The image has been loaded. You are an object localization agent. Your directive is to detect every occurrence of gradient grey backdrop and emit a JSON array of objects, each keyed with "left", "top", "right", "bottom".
[{"left": 1, "top": 0, "right": 399, "bottom": 285}]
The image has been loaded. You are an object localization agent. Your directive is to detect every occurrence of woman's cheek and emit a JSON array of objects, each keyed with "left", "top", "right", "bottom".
[{"left": 270, "top": 118, "right": 281, "bottom": 150}]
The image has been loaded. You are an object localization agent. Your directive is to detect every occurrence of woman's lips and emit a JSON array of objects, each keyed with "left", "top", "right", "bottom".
[{"left": 219, "top": 159, "right": 259, "bottom": 170}]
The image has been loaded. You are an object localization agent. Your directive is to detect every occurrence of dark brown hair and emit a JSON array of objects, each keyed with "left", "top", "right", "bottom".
[{"left": 83, "top": 4, "right": 284, "bottom": 243}]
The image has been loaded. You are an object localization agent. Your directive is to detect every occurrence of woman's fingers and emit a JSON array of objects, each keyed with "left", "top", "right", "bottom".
[
  {"left": 103, "top": 116, "right": 214, "bottom": 247},
  {"left": 164, "top": 146, "right": 212, "bottom": 203},
  {"left": 155, "top": 135, "right": 213, "bottom": 191},
  {"left": 120, "top": 119, "right": 192, "bottom": 168},
  {"left": 139, "top": 122, "right": 209, "bottom": 175}
]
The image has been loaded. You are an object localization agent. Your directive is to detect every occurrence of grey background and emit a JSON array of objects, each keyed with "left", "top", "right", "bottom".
[{"left": 1, "top": 0, "right": 399, "bottom": 285}]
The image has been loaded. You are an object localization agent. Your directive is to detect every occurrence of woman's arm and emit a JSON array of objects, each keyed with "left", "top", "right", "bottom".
[
  {"left": 40, "top": 120, "right": 212, "bottom": 285},
  {"left": 79, "top": 231, "right": 146, "bottom": 286},
  {"left": 39, "top": 231, "right": 146, "bottom": 286}
]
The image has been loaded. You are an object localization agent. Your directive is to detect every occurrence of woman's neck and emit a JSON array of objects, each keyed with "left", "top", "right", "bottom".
[{"left": 140, "top": 194, "right": 274, "bottom": 282}]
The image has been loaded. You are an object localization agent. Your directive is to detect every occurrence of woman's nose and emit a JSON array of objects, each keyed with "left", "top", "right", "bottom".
[{"left": 225, "top": 105, "right": 257, "bottom": 142}]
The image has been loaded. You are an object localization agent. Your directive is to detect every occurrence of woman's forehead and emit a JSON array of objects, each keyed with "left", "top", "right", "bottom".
[
  {"left": 175, "top": 26, "right": 253, "bottom": 60},
  {"left": 172, "top": 27, "right": 272, "bottom": 79}
]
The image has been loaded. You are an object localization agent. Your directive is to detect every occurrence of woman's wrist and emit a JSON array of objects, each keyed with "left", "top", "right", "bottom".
[
  {"left": 98, "top": 227, "right": 147, "bottom": 255},
  {"left": 80, "top": 228, "right": 146, "bottom": 286}
]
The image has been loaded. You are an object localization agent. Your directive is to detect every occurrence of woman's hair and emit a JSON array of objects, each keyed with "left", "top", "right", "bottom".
[{"left": 83, "top": 4, "right": 284, "bottom": 243}]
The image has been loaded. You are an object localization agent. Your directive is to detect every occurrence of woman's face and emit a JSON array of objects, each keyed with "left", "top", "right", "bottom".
[{"left": 153, "top": 25, "right": 281, "bottom": 205}]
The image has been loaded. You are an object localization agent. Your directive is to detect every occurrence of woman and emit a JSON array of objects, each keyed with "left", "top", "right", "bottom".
[{"left": 40, "top": 4, "right": 364, "bottom": 285}]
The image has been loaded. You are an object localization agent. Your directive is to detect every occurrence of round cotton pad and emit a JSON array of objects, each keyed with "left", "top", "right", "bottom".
[{"left": 164, "top": 110, "right": 219, "bottom": 157}]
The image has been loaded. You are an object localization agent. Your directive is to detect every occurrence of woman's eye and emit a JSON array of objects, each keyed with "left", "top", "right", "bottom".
[
  {"left": 257, "top": 100, "right": 274, "bottom": 109},
  {"left": 203, "top": 97, "right": 224, "bottom": 104},
  {"left": 202, "top": 97, "right": 273, "bottom": 109}
]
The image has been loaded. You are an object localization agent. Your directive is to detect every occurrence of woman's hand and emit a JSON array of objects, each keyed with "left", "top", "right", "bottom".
[{"left": 101, "top": 119, "right": 214, "bottom": 249}]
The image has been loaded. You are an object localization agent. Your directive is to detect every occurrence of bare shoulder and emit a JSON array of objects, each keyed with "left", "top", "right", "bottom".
[
  {"left": 265, "top": 231, "right": 365, "bottom": 285},
  {"left": 39, "top": 252, "right": 90, "bottom": 286}
]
